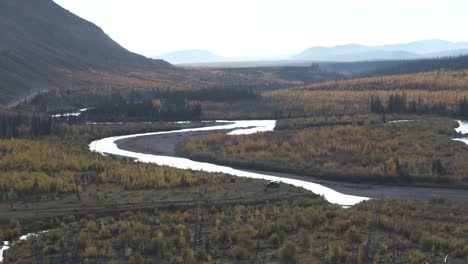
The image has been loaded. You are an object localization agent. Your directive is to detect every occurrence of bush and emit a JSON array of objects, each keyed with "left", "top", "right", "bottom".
[
  {"left": 195, "top": 248, "right": 208, "bottom": 261},
  {"left": 346, "top": 227, "right": 363, "bottom": 244},
  {"left": 230, "top": 245, "right": 249, "bottom": 260},
  {"left": 185, "top": 249, "right": 196, "bottom": 264},
  {"left": 407, "top": 249, "right": 425, "bottom": 264},
  {"left": 82, "top": 246, "right": 97, "bottom": 258},
  {"left": 42, "top": 243, "right": 60, "bottom": 254},
  {"left": 150, "top": 237, "right": 165, "bottom": 255},
  {"left": 419, "top": 236, "right": 440, "bottom": 251},
  {"left": 328, "top": 245, "right": 349, "bottom": 263},
  {"left": 270, "top": 232, "right": 283, "bottom": 248},
  {"left": 279, "top": 241, "right": 297, "bottom": 263}
]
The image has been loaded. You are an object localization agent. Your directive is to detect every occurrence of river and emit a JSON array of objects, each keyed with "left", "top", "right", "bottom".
[
  {"left": 89, "top": 119, "right": 468, "bottom": 207},
  {"left": 89, "top": 120, "right": 370, "bottom": 206}
]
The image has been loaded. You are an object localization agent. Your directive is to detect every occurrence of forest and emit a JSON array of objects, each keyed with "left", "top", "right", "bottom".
[
  {"left": 80, "top": 87, "right": 261, "bottom": 122},
  {"left": 180, "top": 118, "right": 468, "bottom": 185},
  {"left": 19, "top": 68, "right": 468, "bottom": 122},
  {"left": 0, "top": 112, "right": 57, "bottom": 139},
  {"left": 0, "top": 137, "right": 224, "bottom": 201},
  {"left": 197, "top": 70, "right": 468, "bottom": 119},
  {"left": 300, "top": 70, "right": 468, "bottom": 91},
  {"left": 370, "top": 93, "right": 468, "bottom": 117}
]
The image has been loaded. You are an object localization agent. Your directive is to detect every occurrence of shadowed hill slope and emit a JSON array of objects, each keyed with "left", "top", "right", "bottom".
[{"left": 0, "top": 0, "right": 171, "bottom": 106}]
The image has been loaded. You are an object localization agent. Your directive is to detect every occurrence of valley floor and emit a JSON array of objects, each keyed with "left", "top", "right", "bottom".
[{"left": 116, "top": 120, "right": 468, "bottom": 202}]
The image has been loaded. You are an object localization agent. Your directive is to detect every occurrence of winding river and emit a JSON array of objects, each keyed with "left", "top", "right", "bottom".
[
  {"left": 89, "top": 119, "right": 468, "bottom": 207},
  {"left": 2, "top": 120, "right": 468, "bottom": 262},
  {"left": 89, "top": 120, "right": 370, "bottom": 206}
]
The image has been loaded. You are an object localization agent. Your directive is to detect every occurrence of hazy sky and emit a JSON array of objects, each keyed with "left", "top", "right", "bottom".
[{"left": 53, "top": 0, "right": 468, "bottom": 57}]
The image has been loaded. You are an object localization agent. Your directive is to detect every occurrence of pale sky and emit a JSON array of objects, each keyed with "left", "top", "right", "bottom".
[{"left": 53, "top": 0, "right": 468, "bottom": 57}]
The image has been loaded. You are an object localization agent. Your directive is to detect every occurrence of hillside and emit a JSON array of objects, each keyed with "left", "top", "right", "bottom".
[
  {"left": 0, "top": 0, "right": 171, "bottom": 106},
  {"left": 315, "top": 54, "right": 468, "bottom": 78},
  {"left": 293, "top": 40, "right": 468, "bottom": 62}
]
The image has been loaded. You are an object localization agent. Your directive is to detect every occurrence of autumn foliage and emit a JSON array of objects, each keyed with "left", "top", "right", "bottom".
[{"left": 181, "top": 118, "right": 468, "bottom": 184}]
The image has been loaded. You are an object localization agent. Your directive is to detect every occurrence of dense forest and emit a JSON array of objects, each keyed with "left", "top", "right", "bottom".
[
  {"left": 370, "top": 93, "right": 468, "bottom": 117},
  {"left": 80, "top": 87, "right": 260, "bottom": 122},
  {"left": 0, "top": 113, "right": 57, "bottom": 139}
]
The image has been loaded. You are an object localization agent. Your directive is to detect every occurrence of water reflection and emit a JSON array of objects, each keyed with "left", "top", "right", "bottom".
[
  {"left": 453, "top": 120, "right": 468, "bottom": 145},
  {"left": 89, "top": 120, "right": 369, "bottom": 206}
]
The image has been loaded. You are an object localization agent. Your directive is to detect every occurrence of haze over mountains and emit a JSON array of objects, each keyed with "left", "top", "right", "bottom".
[
  {"left": 0, "top": 0, "right": 171, "bottom": 106},
  {"left": 160, "top": 40, "right": 468, "bottom": 65},
  {"left": 293, "top": 39, "right": 468, "bottom": 62},
  {"left": 155, "top": 50, "right": 227, "bottom": 65},
  {"left": 154, "top": 50, "right": 291, "bottom": 65}
]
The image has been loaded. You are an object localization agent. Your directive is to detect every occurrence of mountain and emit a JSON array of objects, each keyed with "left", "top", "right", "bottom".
[
  {"left": 293, "top": 40, "right": 468, "bottom": 62},
  {"left": 378, "top": 39, "right": 468, "bottom": 54},
  {"left": 155, "top": 50, "right": 226, "bottom": 65},
  {"left": 0, "top": 0, "right": 171, "bottom": 106}
]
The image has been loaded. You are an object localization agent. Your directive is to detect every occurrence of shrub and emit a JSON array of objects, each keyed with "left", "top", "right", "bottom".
[
  {"left": 279, "top": 241, "right": 297, "bottom": 263},
  {"left": 270, "top": 232, "right": 283, "bottom": 248},
  {"left": 82, "top": 246, "right": 97, "bottom": 258},
  {"left": 150, "top": 237, "right": 165, "bottom": 255},
  {"left": 346, "top": 227, "right": 363, "bottom": 244},
  {"left": 230, "top": 245, "right": 249, "bottom": 260}
]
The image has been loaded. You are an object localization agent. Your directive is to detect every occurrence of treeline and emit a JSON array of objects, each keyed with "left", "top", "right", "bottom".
[
  {"left": 151, "top": 86, "right": 261, "bottom": 102},
  {"left": 73, "top": 87, "right": 260, "bottom": 122},
  {"left": 0, "top": 113, "right": 57, "bottom": 139},
  {"left": 85, "top": 99, "right": 202, "bottom": 122},
  {"left": 371, "top": 93, "right": 468, "bottom": 117},
  {"left": 218, "top": 64, "right": 345, "bottom": 84}
]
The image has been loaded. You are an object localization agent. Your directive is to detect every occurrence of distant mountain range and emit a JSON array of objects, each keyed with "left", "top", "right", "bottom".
[
  {"left": 0, "top": 0, "right": 171, "bottom": 106},
  {"left": 159, "top": 40, "right": 468, "bottom": 65},
  {"left": 292, "top": 40, "right": 468, "bottom": 62}
]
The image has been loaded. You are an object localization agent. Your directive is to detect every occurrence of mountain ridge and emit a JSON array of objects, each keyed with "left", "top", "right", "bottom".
[
  {"left": 0, "top": 0, "right": 172, "bottom": 106},
  {"left": 293, "top": 40, "right": 468, "bottom": 61}
]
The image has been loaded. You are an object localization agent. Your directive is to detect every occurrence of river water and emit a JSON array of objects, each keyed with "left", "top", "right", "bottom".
[
  {"left": 454, "top": 120, "right": 468, "bottom": 144},
  {"left": 89, "top": 120, "right": 370, "bottom": 206}
]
